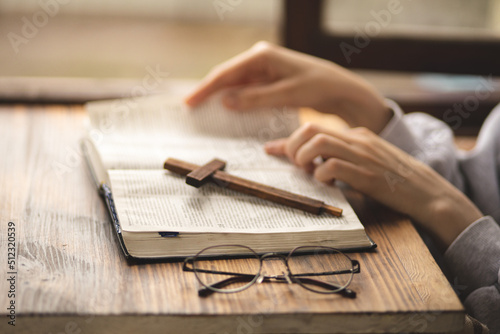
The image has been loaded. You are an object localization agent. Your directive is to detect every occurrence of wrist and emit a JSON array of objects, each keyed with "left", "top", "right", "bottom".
[
  {"left": 322, "top": 71, "right": 391, "bottom": 132},
  {"left": 419, "top": 190, "right": 482, "bottom": 249}
]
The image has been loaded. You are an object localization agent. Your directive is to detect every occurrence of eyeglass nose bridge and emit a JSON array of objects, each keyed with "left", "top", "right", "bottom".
[
  {"left": 260, "top": 252, "right": 290, "bottom": 269},
  {"left": 257, "top": 271, "right": 293, "bottom": 284},
  {"left": 257, "top": 252, "right": 294, "bottom": 283}
]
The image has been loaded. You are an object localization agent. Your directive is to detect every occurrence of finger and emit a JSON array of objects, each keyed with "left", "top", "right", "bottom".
[
  {"left": 185, "top": 47, "right": 268, "bottom": 107},
  {"left": 343, "top": 127, "right": 406, "bottom": 171},
  {"left": 222, "top": 78, "right": 296, "bottom": 110},
  {"left": 284, "top": 123, "right": 320, "bottom": 163},
  {"left": 184, "top": 70, "right": 239, "bottom": 107},
  {"left": 313, "top": 158, "right": 371, "bottom": 190},
  {"left": 285, "top": 123, "right": 348, "bottom": 163},
  {"left": 264, "top": 138, "right": 287, "bottom": 156},
  {"left": 294, "top": 133, "right": 362, "bottom": 170}
]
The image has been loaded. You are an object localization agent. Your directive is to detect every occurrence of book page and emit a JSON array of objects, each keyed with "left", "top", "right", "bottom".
[
  {"left": 85, "top": 93, "right": 299, "bottom": 170},
  {"left": 84, "top": 92, "right": 365, "bottom": 237},
  {"left": 109, "top": 169, "right": 362, "bottom": 233}
]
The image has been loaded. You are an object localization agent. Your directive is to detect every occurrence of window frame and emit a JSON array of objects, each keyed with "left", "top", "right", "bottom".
[{"left": 282, "top": 0, "right": 500, "bottom": 135}]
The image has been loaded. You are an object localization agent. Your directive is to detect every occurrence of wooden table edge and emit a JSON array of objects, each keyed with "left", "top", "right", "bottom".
[{"left": 8, "top": 310, "right": 464, "bottom": 334}]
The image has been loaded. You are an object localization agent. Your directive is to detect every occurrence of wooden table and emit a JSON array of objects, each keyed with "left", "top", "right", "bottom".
[{"left": 0, "top": 103, "right": 464, "bottom": 334}]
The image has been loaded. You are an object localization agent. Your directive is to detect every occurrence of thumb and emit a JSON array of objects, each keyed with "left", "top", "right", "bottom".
[
  {"left": 223, "top": 80, "right": 294, "bottom": 110},
  {"left": 264, "top": 138, "right": 288, "bottom": 156}
]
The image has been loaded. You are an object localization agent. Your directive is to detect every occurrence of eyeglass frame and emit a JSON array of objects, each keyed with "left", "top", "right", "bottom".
[{"left": 183, "top": 244, "right": 360, "bottom": 298}]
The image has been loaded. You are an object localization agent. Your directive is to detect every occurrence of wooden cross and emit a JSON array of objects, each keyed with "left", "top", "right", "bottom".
[{"left": 164, "top": 158, "right": 342, "bottom": 217}]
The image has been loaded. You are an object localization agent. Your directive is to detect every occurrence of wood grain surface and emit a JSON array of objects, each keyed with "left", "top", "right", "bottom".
[{"left": 0, "top": 104, "right": 464, "bottom": 334}]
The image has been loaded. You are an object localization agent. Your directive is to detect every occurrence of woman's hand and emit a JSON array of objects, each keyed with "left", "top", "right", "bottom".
[
  {"left": 185, "top": 42, "right": 392, "bottom": 133},
  {"left": 265, "top": 123, "right": 483, "bottom": 249}
]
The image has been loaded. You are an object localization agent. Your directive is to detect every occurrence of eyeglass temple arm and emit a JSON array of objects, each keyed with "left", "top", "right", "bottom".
[
  {"left": 183, "top": 259, "right": 360, "bottom": 278},
  {"left": 183, "top": 258, "right": 255, "bottom": 278},
  {"left": 293, "top": 277, "right": 356, "bottom": 298},
  {"left": 198, "top": 275, "right": 255, "bottom": 297},
  {"left": 197, "top": 275, "right": 356, "bottom": 298}
]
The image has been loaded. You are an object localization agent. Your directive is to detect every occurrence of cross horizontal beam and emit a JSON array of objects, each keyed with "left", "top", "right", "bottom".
[{"left": 164, "top": 157, "right": 342, "bottom": 217}]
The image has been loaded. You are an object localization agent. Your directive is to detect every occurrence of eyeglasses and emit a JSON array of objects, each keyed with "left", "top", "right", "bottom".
[{"left": 183, "top": 245, "right": 360, "bottom": 298}]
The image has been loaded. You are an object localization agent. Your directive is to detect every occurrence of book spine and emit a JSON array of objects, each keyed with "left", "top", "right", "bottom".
[{"left": 101, "top": 183, "right": 131, "bottom": 258}]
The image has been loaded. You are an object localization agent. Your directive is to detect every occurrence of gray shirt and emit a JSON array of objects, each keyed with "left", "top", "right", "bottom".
[{"left": 380, "top": 100, "right": 500, "bottom": 333}]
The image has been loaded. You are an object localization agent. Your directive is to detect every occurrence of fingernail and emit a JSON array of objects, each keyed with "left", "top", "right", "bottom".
[{"left": 224, "top": 93, "right": 239, "bottom": 108}]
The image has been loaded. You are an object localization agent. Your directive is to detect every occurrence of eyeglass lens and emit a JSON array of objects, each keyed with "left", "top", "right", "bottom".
[
  {"left": 191, "top": 245, "right": 261, "bottom": 293},
  {"left": 287, "top": 246, "right": 354, "bottom": 293}
]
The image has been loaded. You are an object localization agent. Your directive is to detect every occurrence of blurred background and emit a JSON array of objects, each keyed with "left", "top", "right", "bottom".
[
  {"left": 1, "top": 0, "right": 500, "bottom": 134},
  {"left": 2, "top": 0, "right": 500, "bottom": 78},
  {"left": 0, "top": 0, "right": 281, "bottom": 78}
]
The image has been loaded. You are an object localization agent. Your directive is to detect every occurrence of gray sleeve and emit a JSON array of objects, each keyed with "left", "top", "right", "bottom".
[
  {"left": 444, "top": 216, "right": 500, "bottom": 333},
  {"left": 379, "top": 100, "right": 465, "bottom": 191}
]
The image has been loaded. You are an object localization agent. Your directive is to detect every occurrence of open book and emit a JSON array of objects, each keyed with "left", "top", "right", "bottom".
[{"left": 82, "top": 93, "right": 375, "bottom": 259}]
